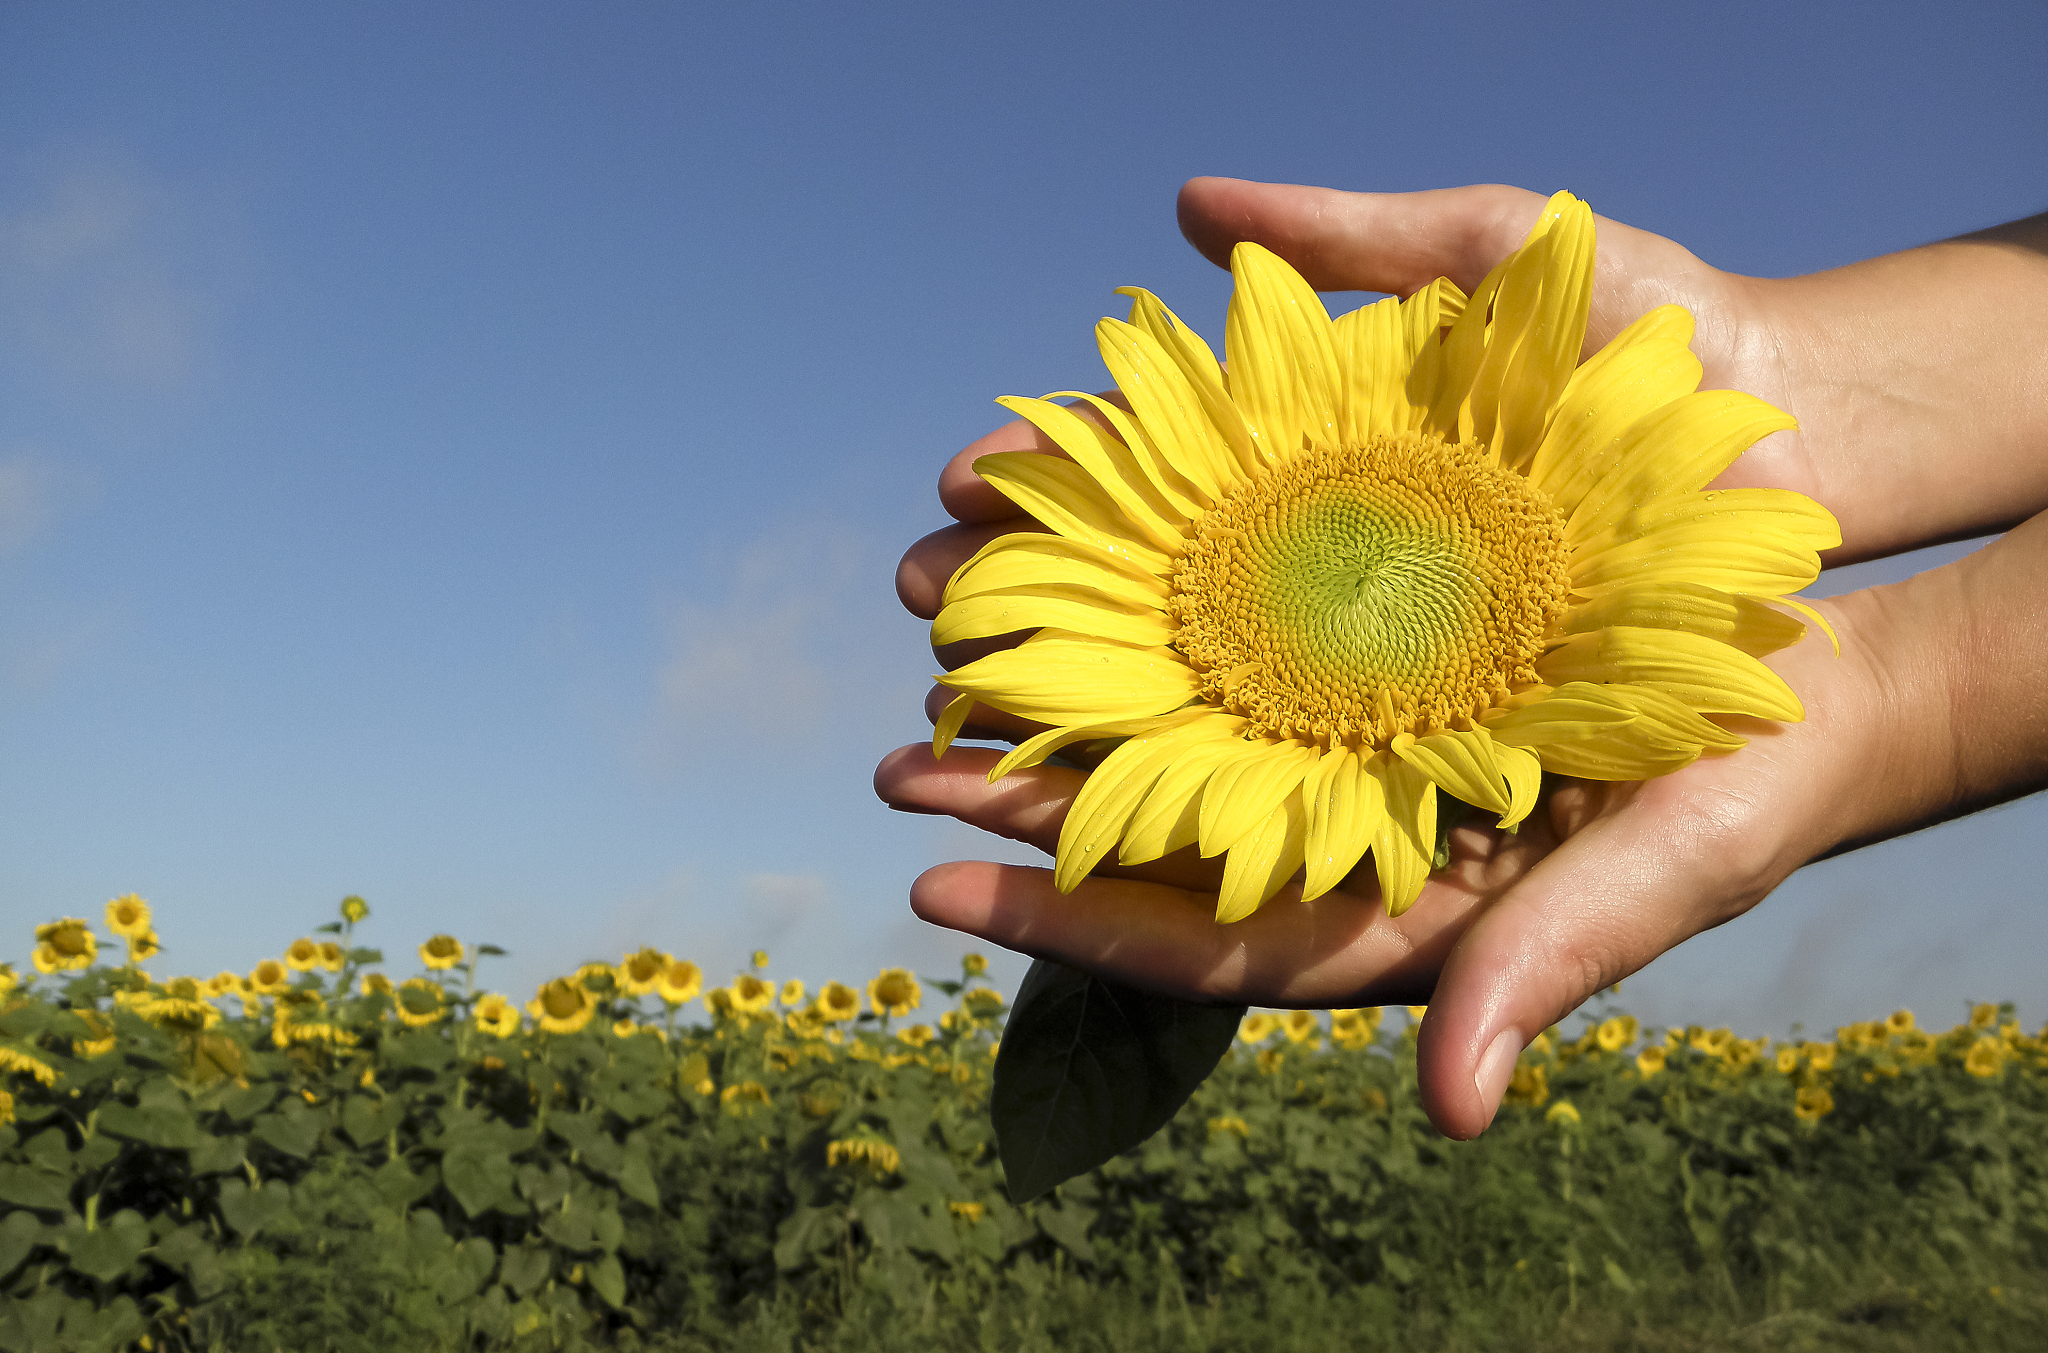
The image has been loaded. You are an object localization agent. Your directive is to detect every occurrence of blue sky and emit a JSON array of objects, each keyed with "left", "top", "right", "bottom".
[{"left": 3, "top": 1, "right": 2044, "bottom": 1036}]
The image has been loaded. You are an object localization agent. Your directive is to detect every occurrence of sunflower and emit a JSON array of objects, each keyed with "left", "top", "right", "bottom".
[
  {"left": 654, "top": 959, "right": 703, "bottom": 1006},
  {"left": 731, "top": 974, "right": 775, "bottom": 1014},
  {"left": 419, "top": 935, "right": 464, "bottom": 971},
  {"left": 360, "top": 972, "right": 394, "bottom": 998},
  {"left": 779, "top": 978, "right": 808, "bottom": 1007},
  {"left": 1794, "top": 1085, "right": 1835, "bottom": 1122},
  {"left": 248, "top": 959, "right": 291, "bottom": 995},
  {"left": 930, "top": 194, "right": 1835, "bottom": 921},
  {"left": 867, "top": 968, "right": 921, "bottom": 1018},
  {"left": 32, "top": 919, "right": 96, "bottom": 973},
  {"left": 340, "top": 894, "right": 370, "bottom": 924},
  {"left": 1635, "top": 1045, "right": 1668, "bottom": 1078},
  {"left": 528, "top": 977, "right": 596, "bottom": 1035},
  {"left": 139, "top": 976, "right": 222, "bottom": 1032},
  {"left": 617, "top": 947, "right": 669, "bottom": 997},
  {"left": 317, "top": 941, "right": 345, "bottom": 971},
  {"left": 1281, "top": 1009, "right": 1321, "bottom": 1046},
  {"left": 0, "top": 1044, "right": 59, "bottom": 1086},
  {"left": 395, "top": 978, "right": 448, "bottom": 1028},
  {"left": 0, "top": 964, "right": 15, "bottom": 997},
  {"left": 72, "top": 1009, "right": 118, "bottom": 1059},
  {"left": 473, "top": 992, "right": 522, "bottom": 1038},
  {"left": 1238, "top": 1012, "right": 1279, "bottom": 1044},
  {"left": 105, "top": 894, "right": 152, "bottom": 939},
  {"left": 816, "top": 981, "right": 860, "bottom": 1022},
  {"left": 284, "top": 938, "right": 321, "bottom": 972},
  {"left": 1330, "top": 1007, "right": 1381, "bottom": 1050},
  {"left": 1965, "top": 1037, "right": 2005, "bottom": 1078},
  {"left": 127, "top": 930, "right": 162, "bottom": 963}
]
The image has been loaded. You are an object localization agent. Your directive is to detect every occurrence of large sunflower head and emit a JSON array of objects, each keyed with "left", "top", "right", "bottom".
[
  {"left": 105, "top": 894, "right": 152, "bottom": 939},
  {"left": 933, "top": 193, "right": 1836, "bottom": 923}
]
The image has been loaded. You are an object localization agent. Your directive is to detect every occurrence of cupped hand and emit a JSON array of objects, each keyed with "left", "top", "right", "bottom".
[{"left": 876, "top": 593, "right": 1869, "bottom": 1139}]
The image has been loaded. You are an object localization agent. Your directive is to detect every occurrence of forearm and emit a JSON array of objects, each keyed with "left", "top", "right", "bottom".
[
  {"left": 1746, "top": 213, "right": 2048, "bottom": 564},
  {"left": 1815, "top": 506, "right": 2048, "bottom": 860}
]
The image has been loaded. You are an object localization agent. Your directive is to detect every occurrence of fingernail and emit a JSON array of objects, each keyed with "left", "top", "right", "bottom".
[{"left": 1474, "top": 1028, "right": 1523, "bottom": 1131}]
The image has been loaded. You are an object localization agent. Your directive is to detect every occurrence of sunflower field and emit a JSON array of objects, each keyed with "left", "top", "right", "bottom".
[{"left": 3, "top": 898, "right": 2047, "bottom": 1353}]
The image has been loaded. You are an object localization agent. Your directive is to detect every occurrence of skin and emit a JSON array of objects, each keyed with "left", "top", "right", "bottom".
[{"left": 874, "top": 179, "right": 2048, "bottom": 1140}]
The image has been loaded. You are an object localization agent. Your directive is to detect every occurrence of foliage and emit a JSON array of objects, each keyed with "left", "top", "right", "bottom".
[{"left": 2, "top": 903, "right": 2047, "bottom": 1351}]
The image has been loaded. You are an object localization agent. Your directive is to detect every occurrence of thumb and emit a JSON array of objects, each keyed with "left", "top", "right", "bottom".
[
  {"left": 1410, "top": 780, "right": 1785, "bottom": 1139},
  {"left": 1177, "top": 177, "right": 1550, "bottom": 297}
]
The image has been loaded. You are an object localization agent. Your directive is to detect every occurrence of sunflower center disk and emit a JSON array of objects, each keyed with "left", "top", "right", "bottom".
[{"left": 1171, "top": 433, "right": 1570, "bottom": 747}]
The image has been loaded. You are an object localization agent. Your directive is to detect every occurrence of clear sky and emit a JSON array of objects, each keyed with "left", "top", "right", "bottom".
[{"left": 3, "top": 1, "right": 2044, "bottom": 1037}]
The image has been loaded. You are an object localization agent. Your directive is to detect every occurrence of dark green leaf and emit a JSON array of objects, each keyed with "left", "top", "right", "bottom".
[
  {"left": 477, "top": 944, "right": 508, "bottom": 957},
  {"left": 340, "top": 1095, "right": 405, "bottom": 1149},
  {"left": 60, "top": 1208, "right": 151, "bottom": 1283},
  {"left": 612, "top": 1151, "right": 659, "bottom": 1209},
  {"left": 57, "top": 1293, "right": 144, "bottom": 1353},
  {"left": 189, "top": 1133, "right": 247, "bottom": 1176},
  {"left": 443, "top": 1148, "right": 517, "bottom": 1218},
  {"left": 155, "top": 1223, "right": 226, "bottom": 1298},
  {"left": 1033, "top": 1198, "right": 1094, "bottom": 1259},
  {"left": 991, "top": 958, "right": 1243, "bottom": 1202},
  {"left": 95, "top": 1101, "right": 203, "bottom": 1151},
  {"left": 0, "top": 1164, "right": 72, "bottom": 1212},
  {"left": 434, "top": 1236, "right": 496, "bottom": 1305},
  {"left": 500, "top": 1240, "right": 553, "bottom": 1297},
  {"left": 216, "top": 1178, "right": 293, "bottom": 1239},
  {"left": 347, "top": 947, "right": 383, "bottom": 965},
  {"left": 0, "top": 1208, "right": 45, "bottom": 1278},
  {"left": 0, "top": 1004, "right": 52, "bottom": 1037},
  {"left": 588, "top": 1253, "right": 626, "bottom": 1308},
  {"left": 316, "top": 922, "right": 343, "bottom": 934},
  {"left": 251, "top": 1103, "right": 324, "bottom": 1158},
  {"left": 220, "top": 1083, "right": 278, "bottom": 1122},
  {"left": 374, "top": 1157, "right": 439, "bottom": 1209}
]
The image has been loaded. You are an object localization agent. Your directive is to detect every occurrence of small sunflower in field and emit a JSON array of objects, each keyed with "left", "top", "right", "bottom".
[
  {"left": 139, "top": 976, "right": 221, "bottom": 1032},
  {"left": 419, "top": 935, "right": 464, "bottom": 971},
  {"left": 105, "top": 894, "right": 152, "bottom": 939},
  {"left": 473, "top": 993, "right": 521, "bottom": 1038},
  {"left": 0, "top": 964, "right": 16, "bottom": 997},
  {"left": 867, "top": 968, "right": 921, "bottom": 1018},
  {"left": 1281, "top": 1010, "right": 1321, "bottom": 1046},
  {"left": 340, "top": 894, "right": 370, "bottom": 924},
  {"left": 780, "top": 979, "right": 808, "bottom": 1007},
  {"left": 654, "top": 958, "right": 703, "bottom": 1006},
  {"left": 1885, "top": 1009, "right": 1916, "bottom": 1037},
  {"left": 1635, "top": 1045, "right": 1667, "bottom": 1078},
  {"left": 528, "top": 977, "right": 597, "bottom": 1035},
  {"left": 617, "top": 948, "right": 669, "bottom": 997},
  {"left": 933, "top": 194, "right": 1832, "bottom": 921},
  {"left": 897, "top": 1023, "right": 936, "bottom": 1048},
  {"left": 395, "top": 979, "right": 448, "bottom": 1028},
  {"left": 73, "top": 1010, "right": 118, "bottom": 1059},
  {"left": 1596, "top": 1015, "right": 1639, "bottom": 1052},
  {"left": 816, "top": 981, "right": 861, "bottom": 1022},
  {"left": 360, "top": 972, "right": 394, "bottom": 998},
  {"left": 827, "top": 1137, "right": 899, "bottom": 1176},
  {"left": 1330, "top": 1008, "right": 1380, "bottom": 1050},
  {"left": 1794, "top": 1085, "right": 1835, "bottom": 1122},
  {"left": 248, "top": 959, "right": 291, "bottom": 996},
  {"left": 1545, "top": 1100, "right": 1582, "bottom": 1127},
  {"left": 32, "top": 919, "right": 96, "bottom": 974},
  {"left": 285, "top": 938, "right": 323, "bottom": 972},
  {"left": 1774, "top": 1045, "right": 1801, "bottom": 1074},
  {"left": 1, "top": 1044, "right": 60, "bottom": 1085},
  {"left": 125, "top": 929, "right": 162, "bottom": 963},
  {"left": 317, "top": 941, "right": 344, "bottom": 971},
  {"left": 1965, "top": 1037, "right": 2005, "bottom": 1078},
  {"left": 1238, "top": 1012, "right": 1279, "bottom": 1044},
  {"left": 731, "top": 974, "right": 775, "bottom": 1015}
]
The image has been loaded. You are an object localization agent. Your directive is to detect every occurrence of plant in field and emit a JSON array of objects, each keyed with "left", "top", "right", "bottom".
[
  {"left": 31, "top": 918, "right": 95, "bottom": 974},
  {"left": 867, "top": 968, "right": 920, "bottom": 1018},
  {"left": 418, "top": 933, "right": 465, "bottom": 970}
]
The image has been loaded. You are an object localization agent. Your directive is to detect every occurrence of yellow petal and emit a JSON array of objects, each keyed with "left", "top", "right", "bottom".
[
  {"left": 1115, "top": 288, "right": 1257, "bottom": 473},
  {"left": 1331, "top": 296, "right": 1410, "bottom": 443},
  {"left": 939, "top": 637, "right": 1199, "bottom": 724},
  {"left": 1421, "top": 263, "right": 1508, "bottom": 440},
  {"left": 1052, "top": 733, "right": 1184, "bottom": 891},
  {"left": 1302, "top": 746, "right": 1387, "bottom": 902},
  {"left": 1591, "top": 683, "right": 1747, "bottom": 751},
  {"left": 1119, "top": 733, "right": 1255, "bottom": 864},
  {"left": 972, "top": 452, "right": 1173, "bottom": 574},
  {"left": 1535, "top": 627, "right": 1802, "bottom": 721},
  {"left": 1198, "top": 740, "right": 1319, "bottom": 857},
  {"left": 1396, "top": 277, "right": 1466, "bottom": 432},
  {"left": 1481, "top": 682, "right": 1640, "bottom": 746},
  {"left": 994, "top": 396, "right": 1187, "bottom": 555},
  {"left": 1564, "top": 391, "right": 1799, "bottom": 543},
  {"left": 1215, "top": 795, "right": 1308, "bottom": 924},
  {"left": 1534, "top": 739, "right": 1701, "bottom": 781},
  {"left": 1392, "top": 728, "right": 1509, "bottom": 818},
  {"left": 1225, "top": 242, "right": 1341, "bottom": 464},
  {"left": 947, "top": 532, "right": 1169, "bottom": 609},
  {"left": 1055, "top": 389, "right": 1209, "bottom": 521},
  {"left": 932, "top": 692, "right": 976, "bottom": 759},
  {"left": 1494, "top": 741, "right": 1543, "bottom": 828},
  {"left": 987, "top": 707, "right": 1216, "bottom": 782},
  {"left": 1365, "top": 751, "right": 1436, "bottom": 918},
  {"left": 1528, "top": 306, "right": 1701, "bottom": 515},
  {"left": 1558, "top": 582, "right": 1808, "bottom": 657},
  {"left": 1490, "top": 194, "right": 1596, "bottom": 473},
  {"left": 932, "top": 586, "right": 1175, "bottom": 648},
  {"left": 1098, "top": 319, "right": 1241, "bottom": 500}
]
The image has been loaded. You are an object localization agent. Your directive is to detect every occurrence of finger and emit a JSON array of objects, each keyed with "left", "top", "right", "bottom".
[
  {"left": 1413, "top": 769, "right": 1784, "bottom": 1141},
  {"left": 936, "top": 393, "right": 1126, "bottom": 524},
  {"left": 1176, "top": 178, "right": 1728, "bottom": 354},
  {"left": 920, "top": 685, "right": 1045, "bottom": 745},
  {"left": 896, "top": 519, "right": 1033, "bottom": 619},
  {"left": 874, "top": 743, "right": 1221, "bottom": 891},
  {"left": 909, "top": 859, "right": 1464, "bottom": 1009}
]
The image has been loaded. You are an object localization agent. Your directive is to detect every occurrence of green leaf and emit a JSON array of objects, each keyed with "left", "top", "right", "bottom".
[
  {"left": 1604, "top": 1257, "right": 1638, "bottom": 1294},
  {"left": 155, "top": 1223, "right": 226, "bottom": 1298},
  {"left": 340, "top": 1095, "right": 405, "bottom": 1149},
  {"left": 60, "top": 1208, "right": 151, "bottom": 1284},
  {"left": 216, "top": 1178, "right": 294, "bottom": 1239},
  {"left": 347, "top": 947, "right": 383, "bottom": 965},
  {"left": 189, "top": 1133, "right": 247, "bottom": 1176},
  {"left": 250, "top": 1103, "right": 324, "bottom": 1158},
  {"left": 95, "top": 1101, "right": 203, "bottom": 1151},
  {"left": 316, "top": 922, "right": 343, "bottom": 934},
  {"left": 0, "top": 1003, "right": 52, "bottom": 1037},
  {"left": 443, "top": 1148, "right": 517, "bottom": 1218},
  {"left": 1033, "top": 1198, "right": 1093, "bottom": 1260},
  {"left": 0, "top": 1208, "right": 45, "bottom": 1278},
  {"left": 477, "top": 944, "right": 508, "bottom": 957},
  {"left": 588, "top": 1253, "right": 626, "bottom": 1308},
  {"left": 56, "top": 1293, "right": 144, "bottom": 1353},
  {"left": 374, "top": 1157, "right": 439, "bottom": 1210},
  {"left": 499, "top": 1240, "right": 553, "bottom": 1297},
  {"left": 220, "top": 1083, "right": 278, "bottom": 1122},
  {"left": 0, "top": 1164, "right": 73, "bottom": 1213},
  {"left": 434, "top": 1236, "right": 497, "bottom": 1306},
  {"left": 991, "top": 958, "right": 1243, "bottom": 1202}
]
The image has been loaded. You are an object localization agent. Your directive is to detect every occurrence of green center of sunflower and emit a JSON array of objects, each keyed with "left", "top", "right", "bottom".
[{"left": 1171, "top": 433, "right": 1570, "bottom": 746}]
